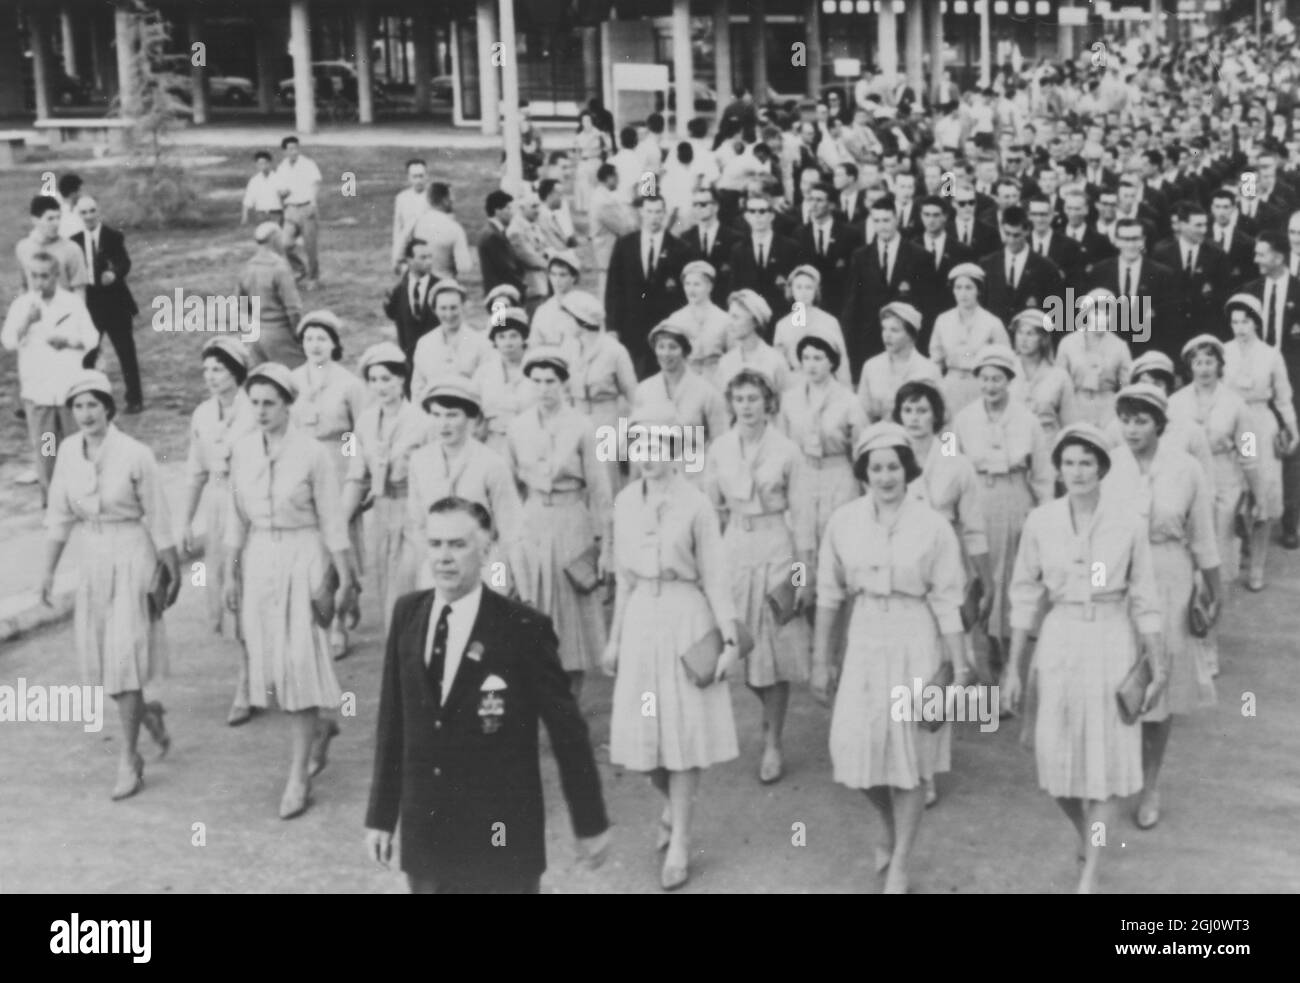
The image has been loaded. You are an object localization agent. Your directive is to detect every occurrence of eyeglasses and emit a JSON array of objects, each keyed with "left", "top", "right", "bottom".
[
  {"left": 955, "top": 199, "right": 976, "bottom": 206},
  {"left": 745, "top": 207, "right": 772, "bottom": 214},
  {"left": 1115, "top": 234, "right": 1144, "bottom": 242},
  {"left": 692, "top": 201, "right": 714, "bottom": 207}
]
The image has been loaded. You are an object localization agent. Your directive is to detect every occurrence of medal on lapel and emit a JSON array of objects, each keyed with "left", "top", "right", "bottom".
[{"left": 478, "top": 667, "right": 505, "bottom": 735}]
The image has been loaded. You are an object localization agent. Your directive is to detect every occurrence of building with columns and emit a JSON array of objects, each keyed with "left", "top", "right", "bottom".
[{"left": 0, "top": 0, "right": 1232, "bottom": 135}]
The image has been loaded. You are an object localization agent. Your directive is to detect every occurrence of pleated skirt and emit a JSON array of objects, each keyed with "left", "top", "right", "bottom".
[
  {"left": 74, "top": 521, "right": 168, "bottom": 697},
  {"left": 830, "top": 595, "right": 950, "bottom": 790},
  {"left": 1073, "top": 390, "right": 1118, "bottom": 428},
  {"left": 320, "top": 436, "right": 365, "bottom": 572},
  {"left": 609, "top": 581, "right": 739, "bottom": 771},
  {"left": 368, "top": 494, "right": 416, "bottom": 633},
  {"left": 1141, "top": 541, "right": 1216, "bottom": 721},
  {"left": 200, "top": 477, "right": 239, "bottom": 639},
  {"left": 1210, "top": 451, "right": 1244, "bottom": 584},
  {"left": 239, "top": 528, "right": 343, "bottom": 712},
  {"left": 723, "top": 516, "right": 810, "bottom": 687},
  {"left": 793, "top": 457, "right": 861, "bottom": 550},
  {"left": 516, "top": 496, "right": 607, "bottom": 672},
  {"left": 1242, "top": 401, "right": 1283, "bottom": 519},
  {"left": 577, "top": 396, "right": 625, "bottom": 509},
  {"left": 975, "top": 472, "right": 1035, "bottom": 641},
  {"left": 1033, "top": 602, "right": 1143, "bottom": 801}
]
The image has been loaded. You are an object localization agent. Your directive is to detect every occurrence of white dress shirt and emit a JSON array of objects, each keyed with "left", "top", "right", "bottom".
[
  {"left": 81, "top": 225, "right": 100, "bottom": 283},
  {"left": 275, "top": 156, "right": 323, "bottom": 206},
  {"left": 697, "top": 220, "right": 720, "bottom": 257},
  {"left": 811, "top": 218, "right": 835, "bottom": 256},
  {"left": 243, "top": 171, "right": 286, "bottom": 213},
  {"left": 752, "top": 231, "right": 773, "bottom": 266},
  {"left": 1213, "top": 220, "right": 1235, "bottom": 249},
  {"left": 1, "top": 288, "right": 100, "bottom": 405},
  {"left": 1262, "top": 275, "right": 1287, "bottom": 348},
  {"left": 641, "top": 230, "right": 664, "bottom": 276},
  {"left": 1032, "top": 231, "right": 1052, "bottom": 256},
  {"left": 58, "top": 199, "right": 85, "bottom": 240},
  {"left": 1004, "top": 248, "right": 1026, "bottom": 288},
  {"left": 422, "top": 583, "right": 484, "bottom": 704}
]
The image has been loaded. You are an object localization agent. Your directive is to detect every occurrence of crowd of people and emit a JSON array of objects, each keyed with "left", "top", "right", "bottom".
[{"left": 8, "top": 16, "right": 1300, "bottom": 895}]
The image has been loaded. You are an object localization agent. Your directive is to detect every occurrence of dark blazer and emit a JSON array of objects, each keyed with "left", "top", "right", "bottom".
[
  {"left": 835, "top": 189, "right": 869, "bottom": 228},
  {"left": 1029, "top": 231, "right": 1084, "bottom": 289},
  {"left": 1244, "top": 273, "right": 1300, "bottom": 349},
  {"left": 366, "top": 587, "right": 608, "bottom": 890},
  {"left": 1086, "top": 256, "right": 1177, "bottom": 357},
  {"left": 478, "top": 220, "right": 524, "bottom": 295},
  {"left": 1236, "top": 200, "right": 1284, "bottom": 238},
  {"left": 894, "top": 200, "right": 924, "bottom": 240},
  {"left": 70, "top": 225, "right": 137, "bottom": 326},
  {"left": 728, "top": 232, "right": 804, "bottom": 328},
  {"left": 840, "top": 236, "right": 928, "bottom": 375},
  {"left": 1059, "top": 224, "right": 1117, "bottom": 278},
  {"left": 383, "top": 271, "right": 439, "bottom": 358},
  {"left": 1151, "top": 239, "right": 1231, "bottom": 352},
  {"left": 947, "top": 218, "right": 1002, "bottom": 257},
  {"left": 796, "top": 220, "right": 862, "bottom": 317},
  {"left": 1211, "top": 225, "right": 1258, "bottom": 289},
  {"left": 605, "top": 230, "right": 690, "bottom": 373},
  {"left": 911, "top": 233, "right": 975, "bottom": 343},
  {"left": 979, "top": 248, "right": 1062, "bottom": 325},
  {"left": 681, "top": 222, "right": 742, "bottom": 305}
]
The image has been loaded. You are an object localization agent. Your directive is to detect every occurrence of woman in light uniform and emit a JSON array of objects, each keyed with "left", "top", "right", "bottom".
[
  {"left": 929, "top": 263, "right": 1010, "bottom": 416},
  {"left": 339, "top": 342, "right": 432, "bottom": 632},
  {"left": 706, "top": 369, "right": 813, "bottom": 785},
  {"left": 1003, "top": 422, "right": 1165, "bottom": 894},
  {"left": 603, "top": 412, "right": 740, "bottom": 892},
  {"left": 1053, "top": 288, "right": 1132, "bottom": 428},
  {"left": 772, "top": 266, "right": 851, "bottom": 387},
  {"left": 1010, "top": 307, "right": 1076, "bottom": 442},
  {"left": 41, "top": 370, "right": 181, "bottom": 800},
  {"left": 506, "top": 349, "right": 612, "bottom": 700},
  {"left": 857, "top": 302, "right": 942, "bottom": 424},
  {"left": 528, "top": 250, "right": 584, "bottom": 358},
  {"left": 716, "top": 290, "right": 791, "bottom": 394},
  {"left": 223, "top": 363, "right": 358, "bottom": 820},
  {"left": 666, "top": 260, "right": 731, "bottom": 387},
  {"left": 474, "top": 307, "right": 537, "bottom": 456},
  {"left": 563, "top": 290, "right": 637, "bottom": 500},
  {"left": 1104, "top": 351, "right": 1214, "bottom": 483},
  {"left": 633, "top": 322, "right": 730, "bottom": 475},
  {"left": 1104, "top": 383, "right": 1220, "bottom": 832},
  {"left": 289, "top": 310, "right": 371, "bottom": 658},
  {"left": 810, "top": 422, "right": 967, "bottom": 894}
]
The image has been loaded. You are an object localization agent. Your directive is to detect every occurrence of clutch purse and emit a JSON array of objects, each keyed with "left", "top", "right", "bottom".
[
  {"left": 680, "top": 621, "right": 755, "bottom": 688},
  {"left": 1233, "top": 490, "right": 1257, "bottom": 540},
  {"left": 959, "top": 577, "right": 985, "bottom": 632},
  {"left": 146, "top": 562, "right": 173, "bottom": 622},
  {"left": 920, "top": 660, "right": 955, "bottom": 733},
  {"left": 311, "top": 563, "right": 340, "bottom": 629},
  {"left": 1115, "top": 656, "right": 1153, "bottom": 726},
  {"left": 1269, "top": 399, "right": 1293, "bottom": 457},
  {"left": 1188, "top": 578, "right": 1213, "bottom": 639},
  {"left": 766, "top": 578, "right": 799, "bottom": 627},
  {"left": 563, "top": 544, "right": 602, "bottom": 594}
]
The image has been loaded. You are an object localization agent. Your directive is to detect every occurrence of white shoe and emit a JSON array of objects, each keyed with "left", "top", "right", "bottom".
[{"left": 14, "top": 469, "right": 38, "bottom": 485}]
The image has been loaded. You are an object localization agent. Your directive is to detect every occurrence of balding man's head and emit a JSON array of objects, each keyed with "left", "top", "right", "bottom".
[{"left": 75, "top": 196, "right": 101, "bottom": 231}]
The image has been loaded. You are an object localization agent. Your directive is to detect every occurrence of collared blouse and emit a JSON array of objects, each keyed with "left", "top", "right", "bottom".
[
  {"left": 1102, "top": 417, "right": 1215, "bottom": 496},
  {"left": 505, "top": 405, "right": 612, "bottom": 528},
  {"left": 1009, "top": 496, "right": 1162, "bottom": 634},
  {"left": 777, "top": 379, "right": 867, "bottom": 466},
  {"left": 1103, "top": 439, "right": 1219, "bottom": 569},
  {"left": 951, "top": 398, "right": 1055, "bottom": 503},
  {"left": 1167, "top": 383, "right": 1261, "bottom": 474},
  {"left": 668, "top": 302, "right": 731, "bottom": 372},
  {"left": 569, "top": 332, "right": 637, "bottom": 409},
  {"left": 405, "top": 437, "right": 523, "bottom": 546},
  {"left": 289, "top": 361, "right": 370, "bottom": 441},
  {"left": 473, "top": 352, "right": 538, "bottom": 441},
  {"left": 1054, "top": 330, "right": 1133, "bottom": 394},
  {"left": 223, "top": 425, "right": 351, "bottom": 553},
  {"left": 344, "top": 399, "right": 433, "bottom": 497},
  {"left": 411, "top": 325, "right": 496, "bottom": 395},
  {"left": 186, "top": 390, "right": 258, "bottom": 492},
  {"left": 929, "top": 306, "right": 1010, "bottom": 374},
  {"left": 46, "top": 425, "right": 174, "bottom": 547},
  {"left": 909, "top": 438, "right": 989, "bottom": 557},
  {"left": 857, "top": 348, "right": 943, "bottom": 422},
  {"left": 772, "top": 306, "right": 851, "bottom": 386},
  {"left": 705, "top": 424, "right": 815, "bottom": 552},
  {"left": 634, "top": 370, "right": 730, "bottom": 447},
  {"left": 1224, "top": 336, "right": 1299, "bottom": 433},
  {"left": 815, "top": 493, "right": 966, "bottom": 636},
  {"left": 529, "top": 297, "right": 581, "bottom": 356},
  {"left": 1014, "top": 357, "right": 1078, "bottom": 436},
  {"left": 716, "top": 339, "right": 791, "bottom": 395}
]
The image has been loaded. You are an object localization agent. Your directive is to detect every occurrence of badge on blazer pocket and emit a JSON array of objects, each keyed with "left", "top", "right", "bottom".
[
  {"left": 898, "top": 281, "right": 911, "bottom": 295},
  {"left": 478, "top": 672, "right": 506, "bottom": 735}
]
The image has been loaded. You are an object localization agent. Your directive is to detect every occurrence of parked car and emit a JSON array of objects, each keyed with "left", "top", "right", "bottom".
[
  {"left": 279, "top": 61, "right": 390, "bottom": 106},
  {"left": 431, "top": 75, "right": 454, "bottom": 101},
  {"left": 151, "top": 54, "right": 254, "bottom": 106}
]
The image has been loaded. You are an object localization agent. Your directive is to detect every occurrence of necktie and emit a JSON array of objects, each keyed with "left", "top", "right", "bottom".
[
  {"left": 1216, "top": 228, "right": 1224, "bottom": 247},
  {"left": 756, "top": 241, "right": 766, "bottom": 268},
  {"left": 1007, "top": 256, "right": 1017, "bottom": 289},
  {"left": 817, "top": 227, "right": 825, "bottom": 257},
  {"left": 1266, "top": 283, "right": 1277, "bottom": 346},
  {"left": 86, "top": 234, "right": 95, "bottom": 282},
  {"left": 703, "top": 228, "right": 711, "bottom": 257},
  {"left": 646, "top": 239, "right": 657, "bottom": 277},
  {"left": 1185, "top": 249, "right": 1193, "bottom": 274},
  {"left": 929, "top": 238, "right": 939, "bottom": 270},
  {"left": 412, "top": 276, "right": 424, "bottom": 309},
  {"left": 1123, "top": 265, "right": 1133, "bottom": 298},
  {"left": 427, "top": 604, "right": 452, "bottom": 698},
  {"left": 961, "top": 224, "right": 970, "bottom": 246},
  {"left": 1036, "top": 238, "right": 1046, "bottom": 256},
  {"left": 880, "top": 241, "right": 889, "bottom": 283}
]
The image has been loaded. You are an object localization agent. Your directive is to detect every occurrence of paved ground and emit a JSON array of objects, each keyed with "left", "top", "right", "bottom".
[{"left": 2, "top": 537, "right": 1298, "bottom": 894}]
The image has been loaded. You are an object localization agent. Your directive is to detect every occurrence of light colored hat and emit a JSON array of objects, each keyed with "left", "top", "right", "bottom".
[
  {"left": 484, "top": 284, "right": 522, "bottom": 311},
  {"left": 879, "top": 301, "right": 922, "bottom": 334},
  {"left": 246, "top": 362, "right": 299, "bottom": 402},
  {"left": 429, "top": 277, "right": 468, "bottom": 302},
  {"left": 1181, "top": 333, "right": 1226, "bottom": 361},
  {"left": 1116, "top": 382, "right": 1169, "bottom": 416},
  {"left": 648, "top": 321, "right": 693, "bottom": 356},
  {"left": 788, "top": 263, "right": 822, "bottom": 285},
  {"left": 522, "top": 347, "right": 571, "bottom": 379},
  {"left": 547, "top": 250, "right": 581, "bottom": 276},
  {"left": 1053, "top": 421, "right": 1112, "bottom": 468},
  {"left": 201, "top": 336, "right": 251, "bottom": 369},
  {"left": 559, "top": 290, "right": 605, "bottom": 328},
  {"left": 419, "top": 374, "right": 483, "bottom": 413},
  {"left": 727, "top": 289, "right": 773, "bottom": 329},
  {"left": 63, "top": 369, "right": 114, "bottom": 407},
  {"left": 1129, "top": 350, "right": 1176, "bottom": 382},
  {"left": 853, "top": 421, "right": 911, "bottom": 461},
  {"left": 947, "top": 262, "right": 985, "bottom": 282},
  {"left": 1009, "top": 307, "right": 1051, "bottom": 332},
  {"left": 1224, "top": 292, "right": 1264, "bottom": 323},
  {"left": 295, "top": 309, "right": 343, "bottom": 344},
  {"left": 358, "top": 341, "right": 408, "bottom": 377},
  {"left": 681, "top": 260, "right": 717, "bottom": 282},
  {"left": 254, "top": 220, "right": 281, "bottom": 243},
  {"left": 488, "top": 306, "right": 530, "bottom": 338},
  {"left": 973, "top": 343, "right": 1019, "bottom": 379}
]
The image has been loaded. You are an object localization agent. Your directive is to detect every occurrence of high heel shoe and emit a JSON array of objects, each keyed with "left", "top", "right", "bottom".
[
  {"left": 141, "top": 701, "right": 170, "bottom": 759},
  {"left": 226, "top": 701, "right": 254, "bottom": 727},
  {"left": 329, "top": 625, "right": 349, "bottom": 660},
  {"left": 111, "top": 752, "right": 144, "bottom": 801},
  {"left": 279, "top": 779, "right": 311, "bottom": 820},
  {"left": 655, "top": 816, "right": 672, "bottom": 852},
  {"left": 308, "top": 719, "right": 340, "bottom": 778},
  {"left": 660, "top": 855, "right": 689, "bottom": 891}
]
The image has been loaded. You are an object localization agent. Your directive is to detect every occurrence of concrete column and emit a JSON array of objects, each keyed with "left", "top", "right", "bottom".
[
  {"left": 672, "top": 0, "right": 692, "bottom": 137},
  {"left": 412, "top": 6, "right": 432, "bottom": 114},
  {"left": 806, "top": 0, "right": 822, "bottom": 99},
  {"left": 60, "top": 8, "right": 76, "bottom": 77},
  {"left": 877, "top": 2, "right": 898, "bottom": 78},
  {"left": 581, "top": 27, "right": 599, "bottom": 102},
  {"left": 476, "top": 0, "right": 499, "bottom": 136},
  {"left": 255, "top": 12, "right": 276, "bottom": 112},
  {"left": 189, "top": 8, "right": 209, "bottom": 124},
  {"left": 498, "top": 0, "right": 522, "bottom": 189},
  {"left": 354, "top": 3, "right": 374, "bottom": 123},
  {"left": 752, "top": 0, "right": 767, "bottom": 103},
  {"left": 1058, "top": 0, "right": 1075, "bottom": 58},
  {"left": 89, "top": 13, "right": 106, "bottom": 93},
  {"left": 29, "top": 10, "right": 52, "bottom": 119},
  {"left": 714, "top": 0, "right": 732, "bottom": 120},
  {"left": 1150, "top": 0, "right": 1164, "bottom": 42},
  {"left": 290, "top": 0, "right": 315, "bottom": 134},
  {"left": 114, "top": 3, "right": 137, "bottom": 117},
  {"left": 928, "top": 0, "right": 944, "bottom": 105},
  {"left": 979, "top": 0, "right": 991, "bottom": 87},
  {"left": 905, "top": 0, "right": 924, "bottom": 98}
]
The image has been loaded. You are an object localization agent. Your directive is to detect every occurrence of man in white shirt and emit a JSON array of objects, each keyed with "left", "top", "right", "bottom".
[
  {"left": 16, "top": 195, "right": 87, "bottom": 297},
  {"left": 409, "top": 182, "right": 474, "bottom": 282},
  {"left": 2, "top": 252, "right": 100, "bottom": 504},
  {"left": 536, "top": 178, "right": 580, "bottom": 252},
  {"left": 276, "top": 135, "right": 323, "bottom": 287},
  {"left": 242, "top": 150, "right": 286, "bottom": 228},
  {"left": 391, "top": 157, "right": 432, "bottom": 272},
  {"left": 609, "top": 126, "right": 644, "bottom": 204},
  {"left": 588, "top": 164, "right": 637, "bottom": 299}
]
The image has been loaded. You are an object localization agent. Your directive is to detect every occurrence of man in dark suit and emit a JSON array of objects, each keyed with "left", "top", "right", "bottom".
[
  {"left": 365, "top": 497, "right": 609, "bottom": 894},
  {"left": 948, "top": 188, "right": 1001, "bottom": 256},
  {"left": 71, "top": 197, "right": 141, "bottom": 412},
  {"left": 383, "top": 237, "right": 439, "bottom": 367},
  {"left": 605, "top": 193, "right": 690, "bottom": 375},
  {"left": 477, "top": 190, "right": 523, "bottom": 296},
  {"left": 1235, "top": 179, "right": 1283, "bottom": 237},
  {"left": 1209, "top": 188, "right": 1257, "bottom": 289},
  {"left": 914, "top": 194, "right": 973, "bottom": 344},
  {"left": 1150, "top": 202, "right": 1230, "bottom": 354},
  {"left": 1059, "top": 190, "right": 1116, "bottom": 281},
  {"left": 892, "top": 173, "right": 925, "bottom": 240},
  {"left": 1086, "top": 218, "right": 1176, "bottom": 358},
  {"left": 796, "top": 182, "right": 861, "bottom": 317},
  {"left": 1025, "top": 195, "right": 1082, "bottom": 287},
  {"left": 728, "top": 190, "right": 804, "bottom": 330},
  {"left": 840, "top": 194, "right": 927, "bottom": 377},
  {"left": 979, "top": 207, "right": 1061, "bottom": 325},
  {"left": 680, "top": 186, "right": 741, "bottom": 305},
  {"left": 832, "top": 162, "right": 868, "bottom": 229}
]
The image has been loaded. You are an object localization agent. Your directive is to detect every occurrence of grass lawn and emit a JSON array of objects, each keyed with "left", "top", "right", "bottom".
[{"left": 0, "top": 145, "right": 503, "bottom": 521}]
